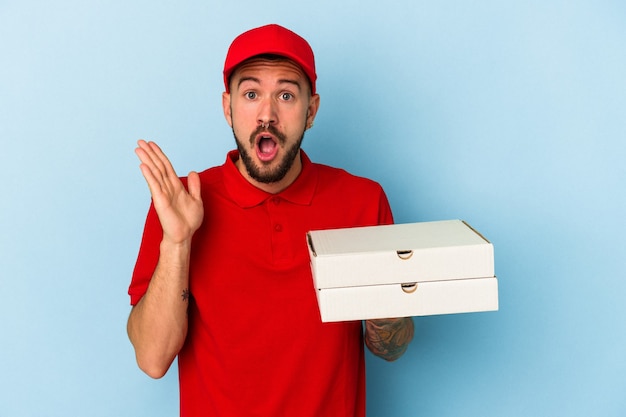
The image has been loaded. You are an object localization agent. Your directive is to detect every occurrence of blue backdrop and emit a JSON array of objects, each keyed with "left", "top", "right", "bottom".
[{"left": 1, "top": 1, "right": 624, "bottom": 416}]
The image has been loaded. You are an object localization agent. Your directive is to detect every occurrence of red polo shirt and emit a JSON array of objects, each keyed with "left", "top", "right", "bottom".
[{"left": 129, "top": 150, "right": 393, "bottom": 417}]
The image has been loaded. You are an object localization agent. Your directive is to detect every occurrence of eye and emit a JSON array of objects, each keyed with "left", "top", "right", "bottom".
[
  {"left": 280, "top": 92, "right": 294, "bottom": 101},
  {"left": 245, "top": 91, "right": 257, "bottom": 100}
]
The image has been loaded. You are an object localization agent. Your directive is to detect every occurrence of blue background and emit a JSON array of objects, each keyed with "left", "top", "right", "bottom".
[{"left": 1, "top": 1, "right": 625, "bottom": 416}]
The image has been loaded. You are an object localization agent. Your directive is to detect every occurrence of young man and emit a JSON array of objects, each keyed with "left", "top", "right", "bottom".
[{"left": 127, "top": 24, "right": 414, "bottom": 417}]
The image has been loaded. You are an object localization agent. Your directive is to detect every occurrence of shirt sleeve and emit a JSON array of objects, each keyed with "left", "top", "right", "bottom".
[
  {"left": 377, "top": 187, "right": 394, "bottom": 226},
  {"left": 128, "top": 203, "right": 163, "bottom": 306}
]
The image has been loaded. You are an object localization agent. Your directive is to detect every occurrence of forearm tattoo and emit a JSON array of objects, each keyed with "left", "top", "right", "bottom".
[
  {"left": 365, "top": 317, "right": 415, "bottom": 361},
  {"left": 182, "top": 288, "right": 191, "bottom": 302}
]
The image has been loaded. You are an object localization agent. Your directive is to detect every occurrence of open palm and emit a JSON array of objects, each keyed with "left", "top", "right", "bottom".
[{"left": 135, "top": 140, "right": 204, "bottom": 244}]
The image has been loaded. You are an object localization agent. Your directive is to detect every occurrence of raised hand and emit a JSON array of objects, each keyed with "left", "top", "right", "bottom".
[{"left": 135, "top": 140, "right": 204, "bottom": 244}]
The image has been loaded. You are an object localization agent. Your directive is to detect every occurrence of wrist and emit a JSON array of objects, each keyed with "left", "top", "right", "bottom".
[
  {"left": 159, "top": 238, "right": 193, "bottom": 270},
  {"left": 160, "top": 236, "right": 193, "bottom": 251}
]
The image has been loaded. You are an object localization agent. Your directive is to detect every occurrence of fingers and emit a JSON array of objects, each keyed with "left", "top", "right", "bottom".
[
  {"left": 135, "top": 140, "right": 202, "bottom": 206},
  {"left": 136, "top": 140, "right": 177, "bottom": 180},
  {"left": 135, "top": 140, "right": 179, "bottom": 196}
]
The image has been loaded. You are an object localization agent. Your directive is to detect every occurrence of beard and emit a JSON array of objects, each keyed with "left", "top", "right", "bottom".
[{"left": 233, "top": 123, "right": 306, "bottom": 184}]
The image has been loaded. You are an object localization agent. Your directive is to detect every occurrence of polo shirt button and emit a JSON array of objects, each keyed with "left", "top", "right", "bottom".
[
  {"left": 272, "top": 197, "right": 281, "bottom": 205},
  {"left": 274, "top": 224, "right": 283, "bottom": 232}
]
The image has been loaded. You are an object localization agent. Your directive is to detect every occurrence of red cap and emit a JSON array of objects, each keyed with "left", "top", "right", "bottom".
[{"left": 223, "top": 24, "right": 317, "bottom": 94}]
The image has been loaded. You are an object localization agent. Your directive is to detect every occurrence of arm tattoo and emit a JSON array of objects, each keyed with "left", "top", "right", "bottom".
[
  {"left": 365, "top": 317, "right": 415, "bottom": 361},
  {"left": 181, "top": 288, "right": 191, "bottom": 302}
]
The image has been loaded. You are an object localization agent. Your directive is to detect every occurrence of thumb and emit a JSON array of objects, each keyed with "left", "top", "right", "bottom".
[{"left": 187, "top": 171, "right": 202, "bottom": 200}]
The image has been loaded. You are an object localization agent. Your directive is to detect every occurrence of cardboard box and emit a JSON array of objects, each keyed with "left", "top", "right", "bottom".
[{"left": 306, "top": 220, "right": 498, "bottom": 322}]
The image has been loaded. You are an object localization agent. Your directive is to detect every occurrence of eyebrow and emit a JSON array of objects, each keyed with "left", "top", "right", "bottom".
[
  {"left": 237, "top": 76, "right": 260, "bottom": 89},
  {"left": 237, "top": 76, "right": 302, "bottom": 91}
]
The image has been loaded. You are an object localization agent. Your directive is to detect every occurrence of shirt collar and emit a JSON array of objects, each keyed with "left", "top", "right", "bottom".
[{"left": 223, "top": 150, "right": 318, "bottom": 208}]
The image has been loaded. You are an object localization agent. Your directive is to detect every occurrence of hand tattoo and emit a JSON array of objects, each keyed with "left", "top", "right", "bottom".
[{"left": 365, "top": 317, "right": 414, "bottom": 361}]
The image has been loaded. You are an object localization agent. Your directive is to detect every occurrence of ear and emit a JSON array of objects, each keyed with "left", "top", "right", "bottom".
[
  {"left": 222, "top": 92, "right": 233, "bottom": 127},
  {"left": 306, "top": 94, "right": 320, "bottom": 129}
]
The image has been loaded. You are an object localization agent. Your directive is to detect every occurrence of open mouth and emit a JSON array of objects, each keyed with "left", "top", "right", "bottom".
[{"left": 256, "top": 134, "right": 279, "bottom": 162}]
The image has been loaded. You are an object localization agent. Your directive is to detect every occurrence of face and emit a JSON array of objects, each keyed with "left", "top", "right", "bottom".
[{"left": 222, "top": 57, "right": 319, "bottom": 193}]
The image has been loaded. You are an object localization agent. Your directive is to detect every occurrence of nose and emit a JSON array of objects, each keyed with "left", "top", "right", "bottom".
[{"left": 257, "top": 97, "right": 277, "bottom": 129}]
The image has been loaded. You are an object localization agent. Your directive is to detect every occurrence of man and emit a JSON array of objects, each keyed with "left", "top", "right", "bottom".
[{"left": 127, "top": 24, "right": 414, "bottom": 416}]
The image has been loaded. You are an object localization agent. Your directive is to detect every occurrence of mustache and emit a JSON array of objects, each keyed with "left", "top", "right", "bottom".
[{"left": 250, "top": 124, "right": 287, "bottom": 146}]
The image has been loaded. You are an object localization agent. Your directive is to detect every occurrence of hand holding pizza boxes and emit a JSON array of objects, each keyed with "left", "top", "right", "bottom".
[{"left": 307, "top": 220, "right": 498, "bottom": 322}]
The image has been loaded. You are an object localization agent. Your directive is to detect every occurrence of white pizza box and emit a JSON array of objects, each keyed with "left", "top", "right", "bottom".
[{"left": 306, "top": 220, "right": 498, "bottom": 322}]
